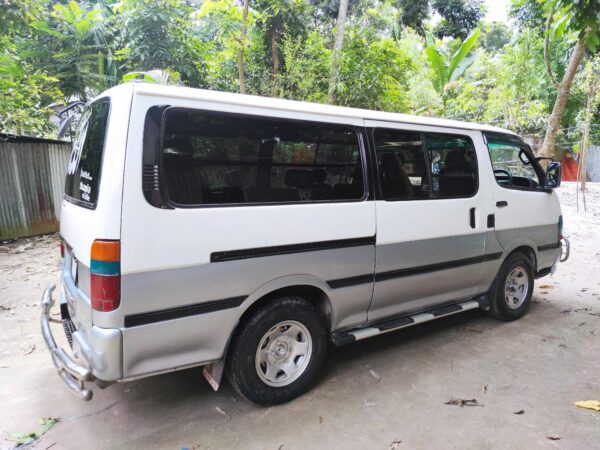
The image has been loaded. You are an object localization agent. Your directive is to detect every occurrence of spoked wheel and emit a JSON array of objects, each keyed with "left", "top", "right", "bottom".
[
  {"left": 504, "top": 266, "right": 530, "bottom": 310},
  {"left": 227, "top": 296, "right": 327, "bottom": 405},
  {"left": 489, "top": 252, "right": 534, "bottom": 321},
  {"left": 255, "top": 321, "right": 313, "bottom": 387}
]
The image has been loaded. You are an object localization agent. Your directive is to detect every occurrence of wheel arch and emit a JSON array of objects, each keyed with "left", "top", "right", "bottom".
[{"left": 224, "top": 276, "right": 334, "bottom": 362}]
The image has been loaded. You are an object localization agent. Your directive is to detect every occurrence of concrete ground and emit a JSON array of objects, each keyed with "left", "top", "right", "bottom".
[{"left": 1, "top": 182, "right": 599, "bottom": 450}]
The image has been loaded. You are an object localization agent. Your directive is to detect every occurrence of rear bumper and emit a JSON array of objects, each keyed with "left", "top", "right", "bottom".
[
  {"left": 41, "top": 284, "right": 94, "bottom": 400},
  {"left": 41, "top": 284, "right": 122, "bottom": 400}
]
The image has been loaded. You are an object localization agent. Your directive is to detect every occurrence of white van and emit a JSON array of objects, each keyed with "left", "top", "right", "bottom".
[{"left": 42, "top": 83, "right": 568, "bottom": 405}]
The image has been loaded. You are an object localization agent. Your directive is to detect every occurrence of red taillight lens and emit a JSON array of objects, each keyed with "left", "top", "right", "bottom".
[
  {"left": 91, "top": 273, "right": 120, "bottom": 311},
  {"left": 90, "top": 240, "right": 120, "bottom": 312},
  {"left": 60, "top": 242, "right": 64, "bottom": 258}
]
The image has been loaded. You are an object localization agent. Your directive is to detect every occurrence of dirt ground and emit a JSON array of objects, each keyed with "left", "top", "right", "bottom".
[{"left": 1, "top": 182, "right": 599, "bottom": 450}]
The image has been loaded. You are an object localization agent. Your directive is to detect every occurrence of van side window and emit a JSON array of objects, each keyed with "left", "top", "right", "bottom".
[
  {"left": 424, "top": 133, "right": 478, "bottom": 198},
  {"left": 160, "top": 109, "right": 364, "bottom": 206},
  {"left": 485, "top": 138, "right": 541, "bottom": 189},
  {"left": 373, "top": 129, "right": 430, "bottom": 200}
]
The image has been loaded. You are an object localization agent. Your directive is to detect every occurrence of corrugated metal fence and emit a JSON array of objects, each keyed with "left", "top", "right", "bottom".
[
  {"left": 0, "top": 135, "right": 71, "bottom": 240},
  {"left": 587, "top": 145, "right": 600, "bottom": 182}
]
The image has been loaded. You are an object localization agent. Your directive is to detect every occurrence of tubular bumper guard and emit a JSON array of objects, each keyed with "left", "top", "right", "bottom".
[
  {"left": 41, "top": 284, "right": 94, "bottom": 401},
  {"left": 560, "top": 236, "right": 570, "bottom": 262}
]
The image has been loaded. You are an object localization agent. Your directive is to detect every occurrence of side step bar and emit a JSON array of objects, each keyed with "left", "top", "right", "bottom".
[{"left": 331, "top": 297, "right": 489, "bottom": 346}]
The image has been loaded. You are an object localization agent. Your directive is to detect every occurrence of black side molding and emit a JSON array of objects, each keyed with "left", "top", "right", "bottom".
[
  {"left": 537, "top": 243, "right": 560, "bottom": 252},
  {"left": 124, "top": 296, "right": 247, "bottom": 328},
  {"left": 327, "top": 252, "right": 503, "bottom": 289},
  {"left": 211, "top": 236, "right": 376, "bottom": 263}
]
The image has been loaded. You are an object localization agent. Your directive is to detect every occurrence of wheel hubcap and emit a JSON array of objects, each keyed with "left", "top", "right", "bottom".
[
  {"left": 504, "top": 266, "right": 529, "bottom": 309},
  {"left": 255, "top": 320, "right": 313, "bottom": 387}
]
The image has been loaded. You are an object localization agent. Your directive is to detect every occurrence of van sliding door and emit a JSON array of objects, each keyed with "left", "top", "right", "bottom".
[{"left": 365, "top": 120, "right": 487, "bottom": 323}]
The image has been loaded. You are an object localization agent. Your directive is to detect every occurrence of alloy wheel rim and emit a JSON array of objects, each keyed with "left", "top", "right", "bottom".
[
  {"left": 255, "top": 320, "right": 313, "bottom": 387},
  {"left": 504, "top": 266, "right": 529, "bottom": 309}
]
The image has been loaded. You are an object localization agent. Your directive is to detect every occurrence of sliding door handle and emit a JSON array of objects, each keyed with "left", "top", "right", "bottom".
[
  {"left": 496, "top": 201, "right": 508, "bottom": 208},
  {"left": 469, "top": 207, "right": 476, "bottom": 229}
]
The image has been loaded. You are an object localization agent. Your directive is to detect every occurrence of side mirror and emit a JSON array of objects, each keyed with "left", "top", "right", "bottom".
[{"left": 544, "top": 161, "right": 562, "bottom": 189}]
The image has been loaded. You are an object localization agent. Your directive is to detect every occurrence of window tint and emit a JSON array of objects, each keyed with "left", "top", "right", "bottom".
[
  {"left": 64, "top": 99, "right": 110, "bottom": 207},
  {"left": 425, "top": 133, "right": 478, "bottom": 198},
  {"left": 374, "top": 129, "right": 430, "bottom": 200},
  {"left": 486, "top": 139, "right": 541, "bottom": 189},
  {"left": 161, "top": 109, "right": 364, "bottom": 205}
]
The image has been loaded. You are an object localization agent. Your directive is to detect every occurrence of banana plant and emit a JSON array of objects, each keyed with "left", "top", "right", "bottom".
[{"left": 424, "top": 28, "right": 480, "bottom": 94}]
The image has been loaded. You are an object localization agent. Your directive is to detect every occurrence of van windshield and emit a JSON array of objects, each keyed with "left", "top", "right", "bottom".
[{"left": 64, "top": 99, "right": 110, "bottom": 208}]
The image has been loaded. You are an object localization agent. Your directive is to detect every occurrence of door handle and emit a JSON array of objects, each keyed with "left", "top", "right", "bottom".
[
  {"left": 469, "top": 207, "right": 476, "bottom": 229},
  {"left": 496, "top": 201, "right": 508, "bottom": 208}
]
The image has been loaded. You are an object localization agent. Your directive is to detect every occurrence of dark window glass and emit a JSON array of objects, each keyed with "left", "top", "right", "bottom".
[
  {"left": 161, "top": 109, "right": 364, "bottom": 205},
  {"left": 425, "top": 133, "right": 478, "bottom": 198},
  {"left": 374, "top": 129, "right": 430, "bottom": 200},
  {"left": 486, "top": 139, "right": 541, "bottom": 189},
  {"left": 64, "top": 99, "right": 110, "bottom": 207}
]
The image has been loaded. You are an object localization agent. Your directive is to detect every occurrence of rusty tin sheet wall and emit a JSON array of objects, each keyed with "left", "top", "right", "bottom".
[{"left": 0, "top": 140, "right": 71, "bottom": 240}]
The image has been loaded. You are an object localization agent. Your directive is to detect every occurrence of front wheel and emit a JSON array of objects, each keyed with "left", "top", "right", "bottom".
[
  {"left": 488, "top": 252, "right": 534, "bottom": 321},
  {"left": 226, "top": 296, "right": 327, "bottom": 405}
]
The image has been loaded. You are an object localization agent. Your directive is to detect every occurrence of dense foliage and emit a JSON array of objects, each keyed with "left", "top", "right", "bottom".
[{"left": 1, "top": 0, "right": 599, "bottom": 149}]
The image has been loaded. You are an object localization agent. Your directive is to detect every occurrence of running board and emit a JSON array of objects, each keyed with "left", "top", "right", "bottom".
[{"left": 331, "top": 297, "right": 489, "bottom": 346}]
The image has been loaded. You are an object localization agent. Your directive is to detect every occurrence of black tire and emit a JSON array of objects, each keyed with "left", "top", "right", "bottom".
[
  {"left": 488, "top": 252, "right": 534, "bottom": 321},
  {"left": 226, "top": 296, "right": 327, "bottom": 406}
]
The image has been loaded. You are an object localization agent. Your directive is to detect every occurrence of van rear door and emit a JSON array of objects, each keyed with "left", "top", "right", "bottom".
[{"left": 59, "top": 85, "right": 132, "bottom": 334}]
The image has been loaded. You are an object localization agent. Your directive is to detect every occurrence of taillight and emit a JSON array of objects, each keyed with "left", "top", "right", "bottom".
[
  {"left": 558, "top": 215, "right": 563, "bottom": 241},
  {"left": 60, "top": 242, "right": 64, "bottom": 259},
  {"left": 90, "top": 240, "right": 120, "bottom": 312}
]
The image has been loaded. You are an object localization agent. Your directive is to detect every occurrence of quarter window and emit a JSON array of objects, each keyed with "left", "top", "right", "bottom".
[
  {"left": 486, "top": 138, "right": 541, "bottom": 189},
  {"left": 161, "top": 109, "right": 364, "bottom": 205},
  {"left": 425, "top": 133, "right": 478, "bottom": 198},
  {"left": 373, "top": 129, "right": 430, "bottom": 200}
]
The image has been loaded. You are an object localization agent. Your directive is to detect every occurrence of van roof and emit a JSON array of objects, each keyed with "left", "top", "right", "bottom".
[{"left": 106, "top": 82, "right": 518, "bottom": 137}]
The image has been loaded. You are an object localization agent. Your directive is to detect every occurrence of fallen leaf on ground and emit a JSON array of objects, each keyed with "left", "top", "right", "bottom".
[
  {"left": 539, "top": 285, "right": 554, "bottom": 289},
  {"left": 546, "top": 435, "right": 561, "bottom": 441},
  {"left": 10, "top": 417, "right": 59, "bottom": 445},
  {"left": 575, "top": 400, "right": 600, "bottom": 411},
  {"left": 513, "top": 410, "right": 525, "bottom": 415},
  {"left": 21, "top": 343, "right": 36, "bottom": 355},
  {"left": 445, "top": 398, "right": 483, "bottom": 407},
  {"left": 215, "top": 406, "right": 226, "bottom": 415},
  {"left": 482, "top": 385, "right": 488, "bottom": 394},
  {"left": 369, "top": 369, "right": 380, "bottom": 381},
  {"left": 319, "top": 416, "right": 323, "bottom": 424},
  {"left": 388, "top": 440, "right": 402, "bottom": 449}
]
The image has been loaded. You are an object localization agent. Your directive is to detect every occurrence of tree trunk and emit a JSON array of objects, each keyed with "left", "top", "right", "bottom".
[
  {"left": 328, "top": 0, "right": 349, "bottom": 103},
  {"left": 580, "top": 65, "right": 599, "bottom": 192},
  {"left": 237, "top": 0, "right": 249, "bottom": 94},
  {"left": 539, "top": 35, "right": 588, "bottom": 160},
  {"left": 543, "top": 11, "right": 560, "bottom": 89},
  {"left": 270, "top": 28, "right": 280, "bottom": 97}
]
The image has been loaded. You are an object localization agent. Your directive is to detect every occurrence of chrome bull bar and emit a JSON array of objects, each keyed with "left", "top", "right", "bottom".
[
  {"left": 41, "top": 284, "right": 94, "bottom": 401},
  {"left": 560, "top": 236, "right": 570, "bottom": 262}
]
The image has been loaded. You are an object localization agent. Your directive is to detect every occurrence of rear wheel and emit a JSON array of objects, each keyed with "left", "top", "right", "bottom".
[
  {"left": 226, "top": 296, "right": 327, "bottom": 405},
  {"left": 488, "top": 252, "right": 534, "bottom": 321}
]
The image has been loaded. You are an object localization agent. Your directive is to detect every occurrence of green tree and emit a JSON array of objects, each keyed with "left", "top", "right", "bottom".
[
  {"left": 424, "top": 28, "right": 480, "bottom": 94},
  {"left": 539, "top": 0, "right": 600, "bottom": 160}
]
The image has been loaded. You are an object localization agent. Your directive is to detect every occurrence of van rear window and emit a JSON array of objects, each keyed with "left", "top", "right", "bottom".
[{"left": 64, "top": 99, "right": 110, "bottom": 208}]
